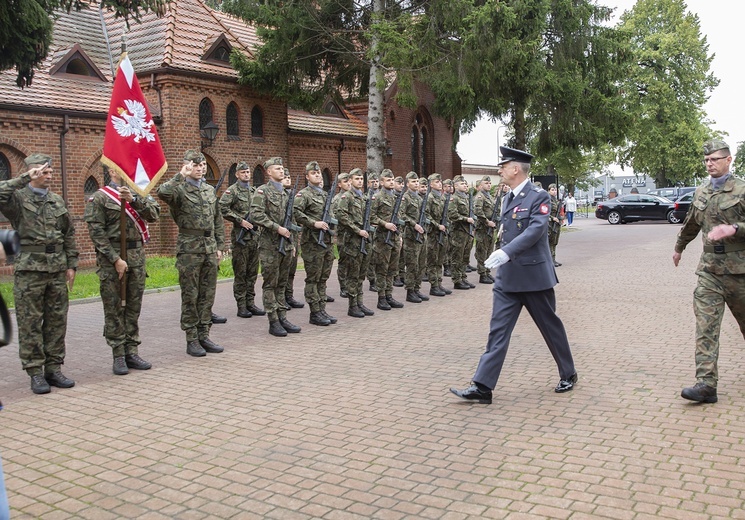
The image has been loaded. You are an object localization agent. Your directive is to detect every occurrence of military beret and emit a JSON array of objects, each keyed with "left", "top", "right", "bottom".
[
  {"left": 497, "top": 146, "right": 533, "bottom": 165},
  {"left": 443, "top": 178, "right": 454, "bottom": 186},
  {"left": 703, "top": 139, "right": 730, "bottom": 155},
  {"left": 283, "top": 168, "right": 290, "bottom": 178},
  {"left": 183, "top": 149, "right": 205, "bottom": 164},
  {"left": 349, "top": 168, "right": 364, "bottom": 177},
  {"left": 394, "top": 176, "right": 404, "bottom": 184},
  {"left": 380, "top": 169, "right": 394, "bottom": 179},
  {"left": 481, "top": 176, "right": 491, "bottom": 182},
  {"left": 453, "top": 175, "right": 466, "bottom": 184},
  {"left": 368, "top": 172, "right": 379, "bottom": 181},
  {"left": 306, "top": 161, "right": 320, "bottom": 172},
  {"left": 428, "top": 173, "right": 441, "bottom": 182},
  {"left": 236, "top": 161, "right": 249, "bottom": 171},
  {"left": 24, "top": 153, "right": 52, "bottom": 167},
  {"left": 263, "top": 157, "right": 283, "bottom": 169},
  {"left": 338, "top": 172, "right": 350, "bottom": 181},
  {"left": 419, "top": 177, "right": 428, "bottom": 186},
  {"left": 405, "top": 171, "right": 419, "bottom": 181}
]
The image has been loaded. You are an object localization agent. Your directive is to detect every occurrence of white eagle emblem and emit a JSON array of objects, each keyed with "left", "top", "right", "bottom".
[{"left": 111, "top": 99, "right": 156, "bottom": 143}]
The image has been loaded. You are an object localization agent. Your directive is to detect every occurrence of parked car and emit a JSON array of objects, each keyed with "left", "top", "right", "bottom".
[
  {"left": 647, "top": 186, "right": 697, "bottom": 201},
  {"left": 595, "top": 194, "right": 677, "bottom": 224},
  {"left": 671, "top": 192, "right": 694, "bottom": 223}
]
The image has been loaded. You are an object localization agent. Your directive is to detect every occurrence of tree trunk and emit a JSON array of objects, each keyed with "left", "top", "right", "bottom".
[
  {"left": 512, "top": 99, "right": 527, "bottom": 151},
  {"left": 366, "top": 0, "right": 385, "bottom": 175}
]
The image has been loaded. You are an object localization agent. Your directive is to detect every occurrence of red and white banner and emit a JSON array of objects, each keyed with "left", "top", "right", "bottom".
[
  {"left": 101, "top": 53, "right": 167, "bottom": 197},
  {"left": 99, "top": 186, "right": 151, "bottom": 243}
]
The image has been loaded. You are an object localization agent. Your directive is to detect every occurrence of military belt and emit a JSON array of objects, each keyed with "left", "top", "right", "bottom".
[
  {"left": 180, "top": 228, "right": 212, "bottom": 237},
  {"left": 110, "top": 239, "right": 143, "bottom": 249},
  {"left": 22, "top": 244, "right": 62, "bottom": 253},
  {"left": 704, "top": 243, "right": 745, "bottom": 254}
]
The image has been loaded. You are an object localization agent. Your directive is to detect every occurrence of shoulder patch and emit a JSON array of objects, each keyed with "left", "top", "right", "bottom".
[
  {"left": 224, "top": 190, "right": 231, "bottom": 194},
  {"left": 257, "top": 189, "right": 264, "bottom": 195},
  {"left": 539, "top": 204, "right": 549, "bottom": 214},
  {"left": 88, "top": 196, "right": 94, "bottom": 202},
  {"left": 295, "top": 192, "right": 303, "bottom": 197}
]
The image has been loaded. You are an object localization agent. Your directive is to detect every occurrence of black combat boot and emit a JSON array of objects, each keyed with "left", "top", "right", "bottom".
[
  {"left": 386, "top": 295, "right": 404, "bottom": 308},
  {"left": 125, "top": 354, "right": 152, "bottom": 370},
  {"left": 247, "top": 303, "right": 266, "bottom": 316},
  {"left": 340, "top": 288, "right": 349, "bottom": 298},
  {"left": 415, "top": 290, "right": 429, "bottom": 301},
  {"left": 269, "top": 319, "right": 288, "bottom": 337},
  {"left": 320, "top": 308, "right": 338, "bottom": 324},
  {"left": 187, "top": 340, "right": 206, "bottom": 356},
  {"left": 200, "top": 338, "right": 224, "bottom": 353},
  {"left": 325, "top": 295, "right": 335, "bottom": 303},
  {"left": 443, "top": 265, "right": 452, "bottom": 277},
  {"left": 279, "top": 315, "right": 302, "bottom": 333},
  {"left": 454, "top": 281, "right": 470, "bottom": 290},
  {"left": 310, "top": 311, "right": 331, "bottom": 326},
  {"left": 479, "top": 274, "right": 492, "bottom": 284},
  {"left": 44, "top": 371, "right": 75, "bottom": 388},
  {"left": 30, "top": 373, "right": 50, "bottom": 394},
  {"left": 357, "top": 297, "right": 375, "bottom": 316},
  {"left": 429, "top": 285, "right": 446, "bottom": 297},
  {"left": 348, "top": 299, "right": 365, "bottom": 318},
  {"left": 369, "top": 282, "right": 378, "bottom": 292},
  {"left": 406, "top": 290, "right": 422, "bottom": 303},
  {"left": 441, "top": 285, "right": 453, "bottom": 295},
  {"left": 377, "top": 295, "right": 392, "bottom": 310},
  {"left": 681, "top": 382, "right": 718, "bottom": 403},
  {"left": 211, "top": 312, "right": 227, "bottom": 324},
  {"left": 237, "top": 306, "right": 252, "bottom": 318},
  {"left": 113, "top": 356, "right": 129, "bottom": 375},
  {"left": 286, "top": 296, "right": 305, "bottom": 309},
  {"left": 393, "top": 276, "right": 404, "bottom": 287}
]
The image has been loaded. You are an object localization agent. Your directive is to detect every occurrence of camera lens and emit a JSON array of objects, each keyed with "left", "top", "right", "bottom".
[{"left": 0, "top": 229, "right": 20, "bottom": 256}]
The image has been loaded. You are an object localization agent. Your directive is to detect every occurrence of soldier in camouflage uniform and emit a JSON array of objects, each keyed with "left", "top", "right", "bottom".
[
  {"left": 250, "top": 157, "right": 302, "bottom": 337},
  {"left": 400, "top": 172, "right": 428, "bottom": 303},
  {"left": 393, "top": 176, "right": 406, "bottom": 287},
  {"left": 442, "top": 178, "right": 454, "bottom": 277},
  {"left": 0, "top": 154, "right": 78, "bottom": 394},
  {"left": 331, "top": 172, "right": 351, "bottom": 297},
  {"left": 424, "top": 173, "right": 451, "bottom": 297},
  {"left": 157, "top": 150, "right": 226, "bottom": 357},
  {"left": 84, "top": 167, "right": 160, "bottom": 375},
  {"left": 282, "top": 168, "right": 304, "bottom": 310},
  {"left": 448, "top": 175, "right": 476, "bottom": 290},
  {"left": 366, "top": 172, "right": 380, "bottom": 292},
  {"left": 371, "top": 169, "right": 405, "bottom": 310},
  {"left": 547, "top": 183, "right": 564, "bottom": 267},
  {"left": 336, "top": 168, "right": 373, "bottom": 317},
  {"left": 294, "top": 161, "right": 337, "bottom": 326},
  {"left": 675, "top": 140, "right": 745, "bottom": 404},
  {"left": 474, "top": 175, "right": 497, "bottom": 284},
  {"left": 219, "top": 161, "right": 265, "bottom": 319},
  {"left": 417, "top": 177, "right": 429, "bottom": 286}
]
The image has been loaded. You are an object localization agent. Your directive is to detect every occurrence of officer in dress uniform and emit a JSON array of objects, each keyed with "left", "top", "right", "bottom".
[{"left": 451, "top": 147, "right": 577, "bottom": 404}]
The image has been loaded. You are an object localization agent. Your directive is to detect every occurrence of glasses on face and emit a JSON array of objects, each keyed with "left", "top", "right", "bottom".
[{"left": 703, "top": 156, "right": 729, "bottom": 165}]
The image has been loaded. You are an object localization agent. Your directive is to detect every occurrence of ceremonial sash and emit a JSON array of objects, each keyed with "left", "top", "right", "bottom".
[{"left": 99, "top": 186, "right": 150, "bottom": 243}]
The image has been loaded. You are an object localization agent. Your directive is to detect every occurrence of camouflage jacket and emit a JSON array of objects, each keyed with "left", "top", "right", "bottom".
[
  {"left": 84, "top": 185, "right": 160, "bottom": 267},
  {"left": 426, "top": 190, "right": 446, "bottom": 235},
  {"left": 294, "top": 185, "right": 331, "bottom": 247},
  {"left": 219, "top": 181, "right": 258, "bottom": 244},
  {"left": 370, "top": 189, "right": 401, "bottom": 240},
  {"left": 250, "top": 181, "right": 289, "bottom": 247},
  {"left": 336, "top": 189, "right": 365, "bottom": 236},
  {"left": 157, "top": 173, "right": 225, "bottom": 254},
  {"left": 401, "top": 190, "right": 423, "bottom": 240},
  {"left": 448, "top": 191, "right": 471, "bottom": 234},
  {"left": 675, "top": 175, "right": 745, "bottom": 275},
  {"left": 0, "top": 171, "right": 78, "bottom": 272},
  {"left": 474, "top": 190, "right": 495, "bottom": 229}
]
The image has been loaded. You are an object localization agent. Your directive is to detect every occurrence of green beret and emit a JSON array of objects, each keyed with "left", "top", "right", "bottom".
[
  {"left": 368, "top": 172, "right": 379, "bottom": 181},
  {"left": 481, "top": 176, "right": 491, "bottom": 182},
  {"left": 263, "top": 157, "right": 283, "bottom": 169},
  {"left": 283, "top": 168, "right": 290, "bottom": 178},
  {"left": 405, "top": 171, "right": 419, "bottom": 181},
  {"left": 703, "top": 139, "right": 730, "bottom": 155},
  {"left": 453, "top": 175, "right": 466, "bottom": 184},
  {"left": 394, "top": 176, "right": 404, "bottom": 184},
  {"left": 349, "top": 168, "right": 364, "bottom": 177},
  {"left": 428, "top": 173, "right": 441, "bottom": 182},
  {"left": 306, "top": 161, "right": 320, "bottom": 172},
  {"left": 380, "top": 169, "right": 394, "bottom": 179},
  {"left": 236, "top": 161, "right": 249, "bottom": 171},
  {"left": 419, "top": 177, "right": 428, "bottom": 186},
  {"left": 338, "top": 172, "right": 350, "bottom": 181},
  {"left": 183, "top": 149, "right": 205, "bottom": 164},
  {"left": 24, "top": 153, "right": 52, "bottom": 167},
  {"left": 443, "top": 179, "right": 454, "bottom": 186}
]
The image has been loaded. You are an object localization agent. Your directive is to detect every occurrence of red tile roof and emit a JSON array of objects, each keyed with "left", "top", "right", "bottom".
[{"left": 288, "top": 109, "right": 368, "bottom": 139}]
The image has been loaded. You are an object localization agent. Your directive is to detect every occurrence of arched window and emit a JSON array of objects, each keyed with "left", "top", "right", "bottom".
[
  {"left": 102, "top": 166, "right": 111, "bottom": 186},
  {"left": 253, "top": 165, "right": 265, "bottom": 186},
  {"left": 199, "top": 98, "right": 214, "bottom": 131},
  {"left": 322, "top": 168, "right": 332, "bottom": 192},
  {"left": 84, "top": 176, "right": 99, "bottom": 198},
  {"left": 226, "top": 102, "right": 239, "bottom": 138},
  {"left": 251, "top": 106, "right": 264, "bottom": 137},
  {"left": 411, "top": 110, "right": 434, "bottom": 177},
  {"left": 0, "top": 153, "right": 10, "bottom": 181},
  {"left": 411, "top": 127, "right": 420, "bottom": 174}
]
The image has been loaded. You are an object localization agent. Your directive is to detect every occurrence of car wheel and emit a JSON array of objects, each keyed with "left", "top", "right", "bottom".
[
  {"left": 667, "top": 210, "right": 681, "bottom": 224},
  {"left": 607, "top": 211, "right": 621, "bottom": 225}
]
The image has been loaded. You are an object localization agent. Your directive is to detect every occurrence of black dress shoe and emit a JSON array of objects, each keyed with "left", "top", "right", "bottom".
[
  {"left": 113, "top": 356, "right": 129, "bottom": 375},
  {"left": 187, "top": 340, "right": 206, "bottom": 357},
  {"left": 450, "top": 384, "right": 492, "bottom": 404},
  {"left": 30, "top": 374, "right": 51, "bottom": 394},
  {"left": 237, "top": 307, "right": 253, "bottom": 318},
  {"left": 269, "top": 320, "right": 288, "bottom": 337},
  {"left": 554, "top": 373, "right": 578, "bottom": 393},
  {"left": 211, "top": 312, "right": 227, "bottom": 324},
  {"left": 45, "top": 371, "right": 75, "bottom": 388},
  {"left": 681, "top": 382, "right": 718, "bottom": 403},
  {"left": 386, "top": 295, "right": 404, "bottom": 308},
  {"left": 200, "top": 338, "right": 224, "bottom": 353},
  {"left": 286, "top": 296, "right": 305, "bottom": 309},
  {"left": 279, "top": 317, "right": 301, "bottom": 333},
  {"left": 247, "top": 304, "right": 266, "bottom": 316},
  {"left": 325, "top": 295, "right": 335, "bottom": 303},
  {"left": 125, "top": 354, "right": 152, "bottom": 370},
  {"left": 554, "top": 261, "right": 562, "bottom": 267},
  {"left": 454, "top": 281, "right": 470, "bottom": 290}
]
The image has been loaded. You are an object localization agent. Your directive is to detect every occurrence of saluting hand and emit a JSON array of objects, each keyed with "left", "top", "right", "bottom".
[{"left": 27, "top": 165, "right": 47, "bottom": 180}]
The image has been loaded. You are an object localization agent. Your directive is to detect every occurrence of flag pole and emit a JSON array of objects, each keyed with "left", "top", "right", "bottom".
[{"left": 119, "top": 35, "right": 128, "bottom": 307}]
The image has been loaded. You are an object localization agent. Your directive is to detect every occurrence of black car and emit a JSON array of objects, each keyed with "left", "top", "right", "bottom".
[
  {"left": 671, "top": 192, "right": 694, "bottom": 222},
  {"left": 647, "top": 186, "right": 697, "bottom": 201},
  {"left": 595, "top": 194, "right": 677, "bottom": 224}
]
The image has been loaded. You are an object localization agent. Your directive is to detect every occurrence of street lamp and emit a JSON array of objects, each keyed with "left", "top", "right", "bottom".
[{"left": 200, "top": 121, "right": 219, "bottom": 150}]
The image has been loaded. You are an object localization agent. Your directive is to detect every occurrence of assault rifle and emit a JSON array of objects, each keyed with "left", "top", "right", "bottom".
[
  {"left": 467, "top": 188, "right": 475, "bottom": 237},
  {"left": 234, "top": 205, "right": 257, "bottom": 246},
  {"left": 438, "top": 193, "right": 450, "bottom": 246},
  {"left": 415, "top": 186, "right": 431, "bottom": 244},
  {"left": 384, "top": 188, "right": 405, "bottom": 247},
  {"left": 214, "top": 166, "right": 229, "bottom": 195},
  {"left": 486, "top": 190, "right": 502, "bottom": 240},
  {"left": 360, "top": 189, "right": 374, "bottom": 255},
  {"left": 278, "top": 176, "right": 302, "bottom": 256},
  {"left": 317, "top": 175, "right": 339, "bottom": 248}
]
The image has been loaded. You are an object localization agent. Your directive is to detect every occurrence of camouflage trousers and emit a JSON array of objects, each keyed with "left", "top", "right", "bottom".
[
  {"left": 450, "top": 229, "right": 473, "bottom": 283},
  {"left": 301, "top": 240, "right": 334, "bottom": 312},
  {"left": 426, "top": 231, "right": 446, "bottom": 288},
  {"left": 403, "top": 235, "right": 423, "bottom": 290},
  {"left": 176, "top": 253, "right": 218, "bottom": 342},
  {"left": 340, "top": 236, "right": 368, "bottom": 301},
  {"left": 259, "top": 243, "right": 294, "bottom": 320},
  {"left": 418, "top": 234, "right": 427, "bottom": 283},
  {"left": 231, "top": 240, "right": 259, "bottom": 309},
  {"left": 549, "top": 229, "right": 560, "bottom": 261},
  {"left": 336, "top": 231, "right": 347, "bottom": 292},
  {"left": 286, "top": 246, "right": 299, "bottom": 300},
  {"left": 475, "top": 228, "right": 495, "bottom": 275},
  {"left": 373, "top": 235, "right": 401, "bottom": 296},
  {"left": 693, "top": 271, "right": 745, "bottom": 387},
  {"left": 14, "top": 270, "right": 69, "bottom": 375},
  {"left": 366, "top": 229, "right": 377, "bottom": 286},
  {"left": 97, "top": 256, "right": 146, "bottom": 357}
]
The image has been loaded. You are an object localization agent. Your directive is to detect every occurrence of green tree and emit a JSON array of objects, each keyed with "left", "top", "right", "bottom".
[
  {"left": 0, "top": 0, "right": 169, "bottom": 89},
  {"left": 617, "top": 0, "right": 718, "bottom": 187},
  {"left": 733, "top": 141, "right": 745, "bottom": 177}
]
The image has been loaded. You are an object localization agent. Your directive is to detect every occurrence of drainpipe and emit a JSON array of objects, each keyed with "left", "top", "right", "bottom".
[{"left": 60, "top": 114, "right": 70, "bottom": 205}]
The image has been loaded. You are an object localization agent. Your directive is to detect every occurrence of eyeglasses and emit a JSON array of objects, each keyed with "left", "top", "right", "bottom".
[{"left": 703, "top": 156, "right": 729, "bottom": 165}]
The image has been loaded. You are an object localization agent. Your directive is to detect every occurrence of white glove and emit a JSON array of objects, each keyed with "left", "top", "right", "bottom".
[{"left": 485, "top": 249, "right": 509, "bottom": 269}]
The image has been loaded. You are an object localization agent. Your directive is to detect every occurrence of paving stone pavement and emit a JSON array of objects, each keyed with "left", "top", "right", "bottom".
[{"left": 1, "top": 216, "right": 744, "bottom": 519}]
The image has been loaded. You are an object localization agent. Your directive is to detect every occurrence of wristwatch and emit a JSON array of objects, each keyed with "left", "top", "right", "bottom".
[{"left": 733, "top": 223, "right": 739, "bottom": 232}]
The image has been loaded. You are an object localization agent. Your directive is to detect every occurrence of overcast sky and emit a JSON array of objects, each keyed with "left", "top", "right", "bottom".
[{"left": 456, "top": 0, "right": 744, "bottom": 168}]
